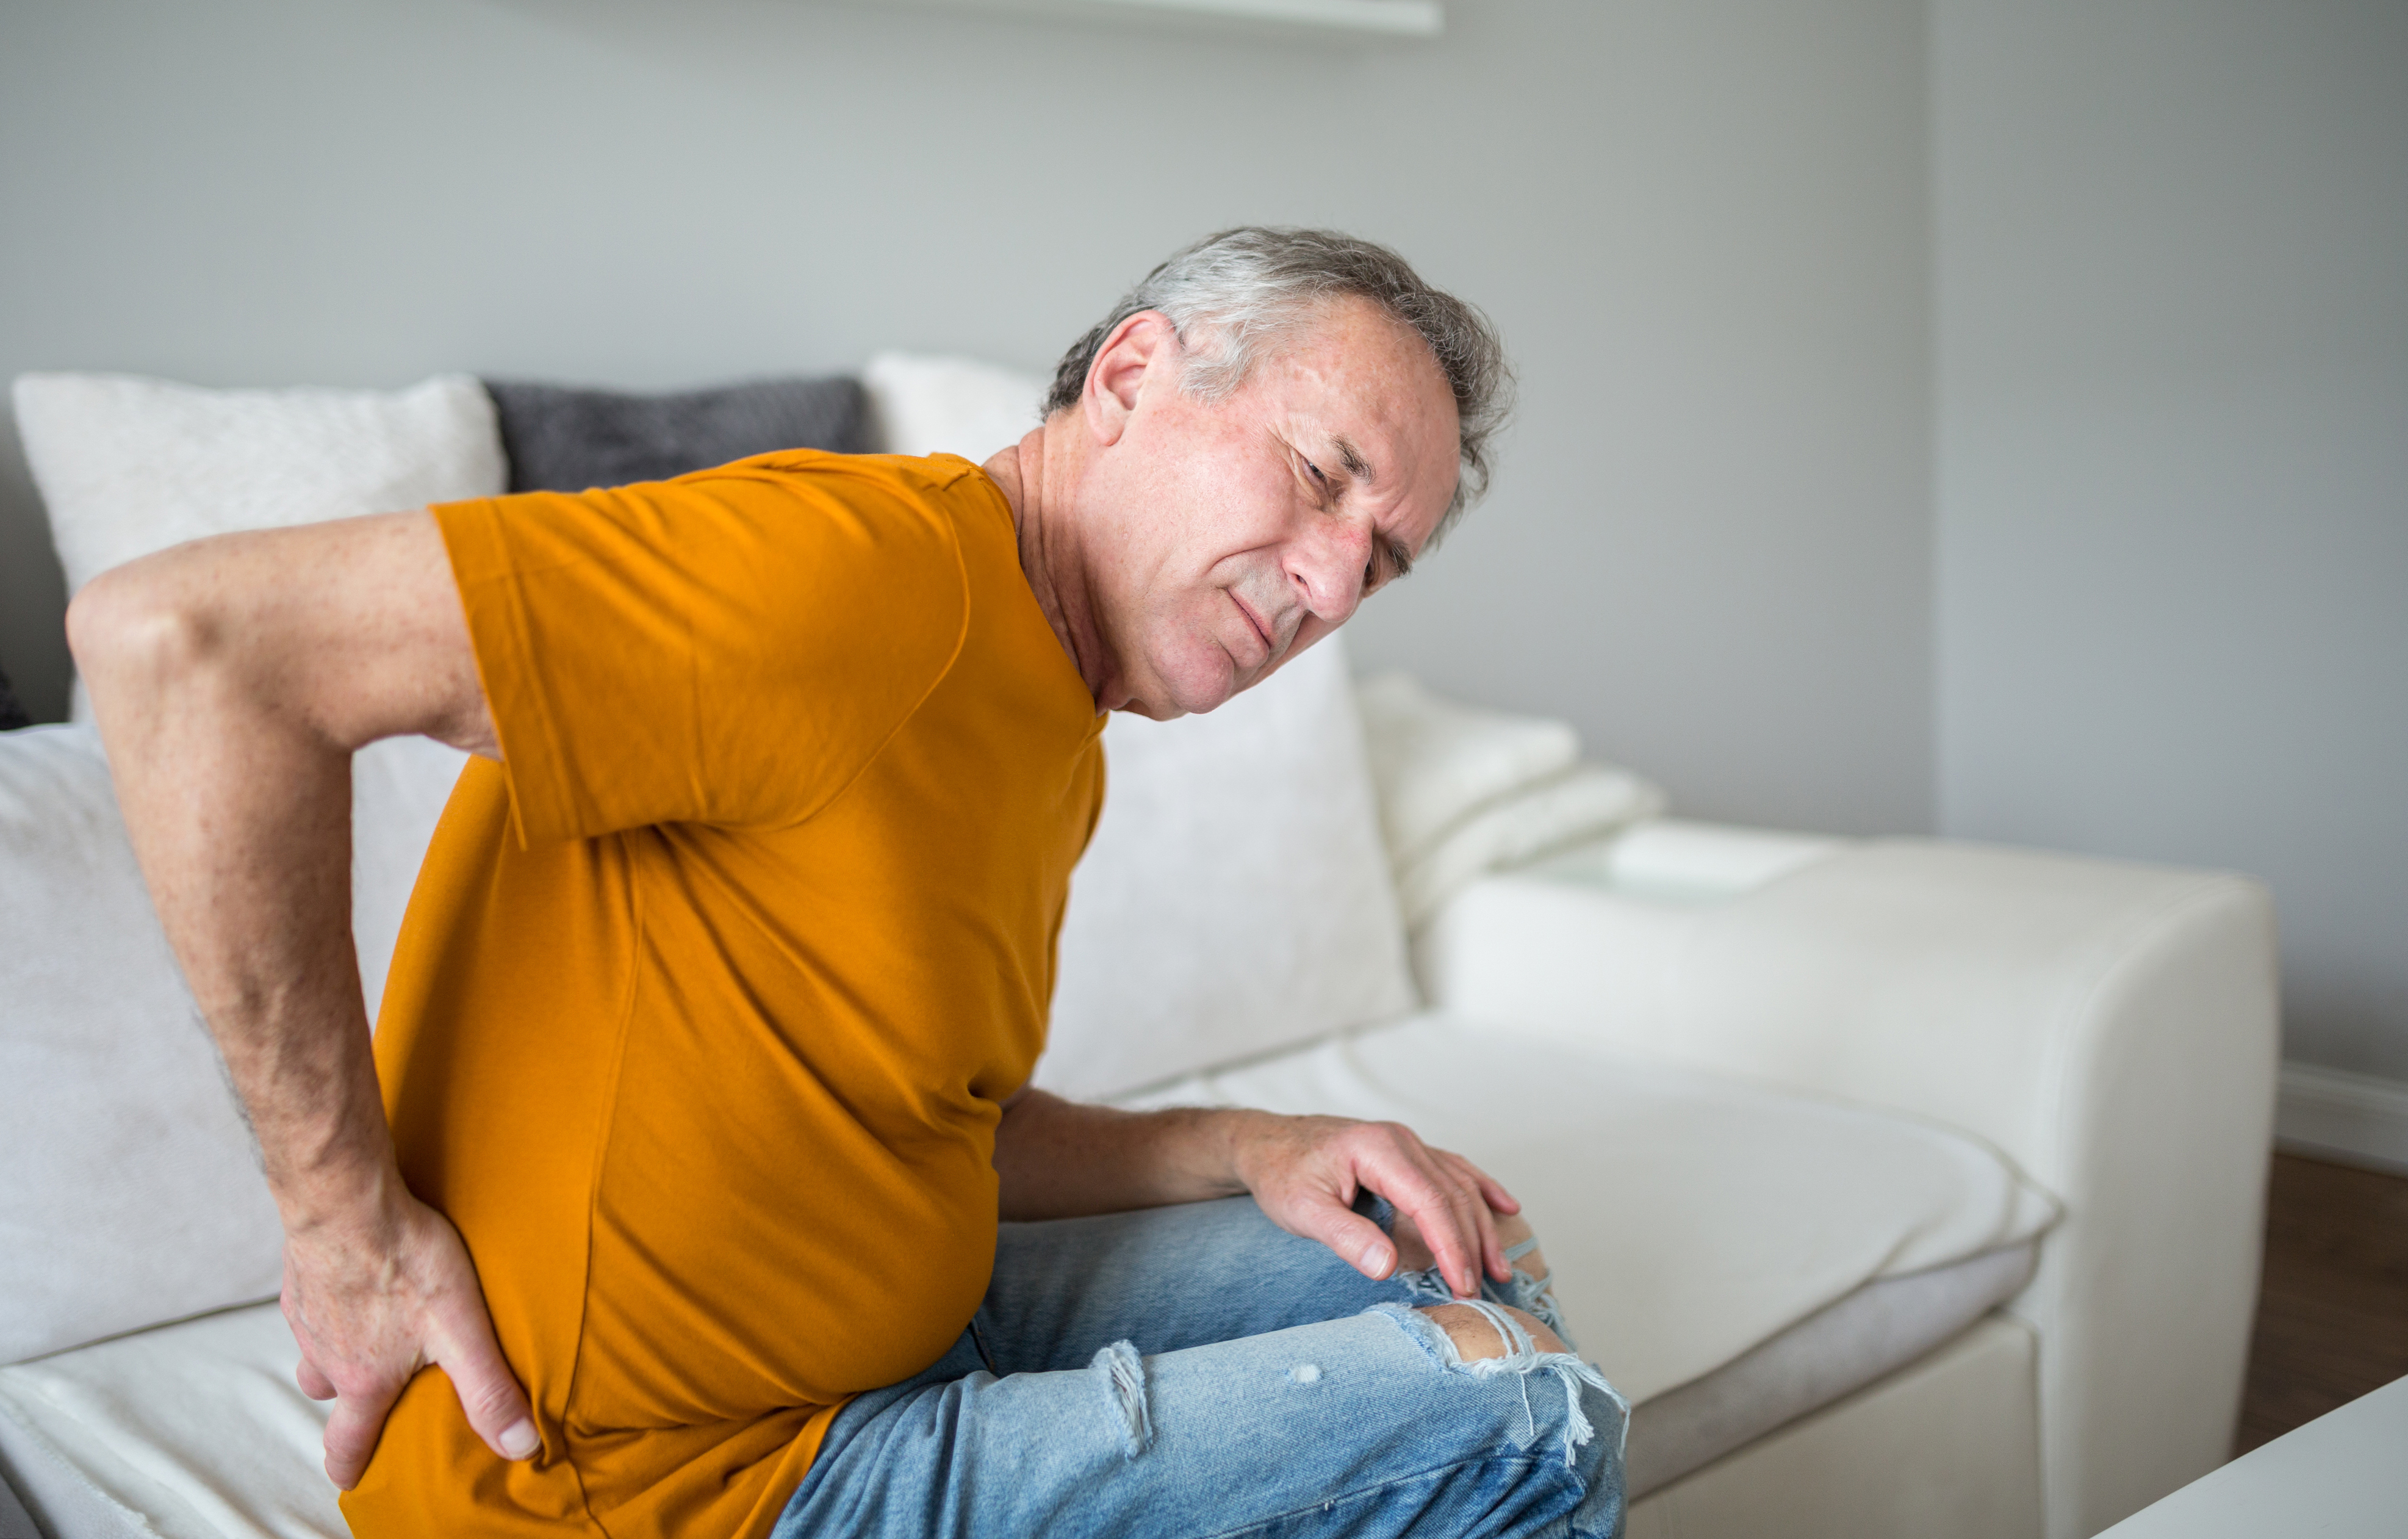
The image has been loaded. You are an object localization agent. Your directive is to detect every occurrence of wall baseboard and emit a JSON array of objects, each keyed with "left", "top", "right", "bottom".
[{"left": 2277, "top": 1061, "right": 2408, "bottom": 1176}]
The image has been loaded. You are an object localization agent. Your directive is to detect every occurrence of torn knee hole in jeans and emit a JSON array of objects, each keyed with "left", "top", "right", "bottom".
[
  {"left": 1391, "top": 1260, "right": 1574, "bottom": 1348},
  {"left": 1376, "top": 1302, "right": 1624, "bottom": 1468},
  {"left": 1500, "top": 1237, "right": 1572, "bottom": 1342},
  {"left": 1090, "top": 1339, "right": 1151, "bottom": 1459}
]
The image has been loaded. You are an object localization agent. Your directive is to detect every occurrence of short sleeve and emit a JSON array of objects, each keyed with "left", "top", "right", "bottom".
[{"left": 433, "top": 453, "right": 975, "bottom": 843}]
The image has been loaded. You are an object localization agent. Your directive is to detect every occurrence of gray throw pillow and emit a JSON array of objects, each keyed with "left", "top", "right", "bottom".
[
  {"left": 484, "top": 375, "right": 872, "bottom": 494},
  {"left": 0, "top": 665, "right": 28, "bottom": 732}
]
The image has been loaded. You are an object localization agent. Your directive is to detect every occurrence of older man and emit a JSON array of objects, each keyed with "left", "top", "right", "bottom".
[{"left": 70, "top": 228, "right": 1624, "bottom": 1538}]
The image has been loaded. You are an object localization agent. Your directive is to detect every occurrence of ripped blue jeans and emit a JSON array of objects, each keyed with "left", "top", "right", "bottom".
[{"left": 771, "top": 1194, "right": 1626, "bottom": 1538}]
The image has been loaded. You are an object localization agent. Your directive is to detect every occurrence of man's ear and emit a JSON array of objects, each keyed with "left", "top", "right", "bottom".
[{"left": 1082, "top": 310, "right": 1177, "bottom": 449}]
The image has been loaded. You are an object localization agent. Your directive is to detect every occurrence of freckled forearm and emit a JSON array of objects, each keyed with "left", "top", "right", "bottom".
[
  {"left": 73, "top": 562, "right": 400, "bottom": 1236},
  {"left": 992, "top": 1090, "right": 1271, "bottom": 1220}
]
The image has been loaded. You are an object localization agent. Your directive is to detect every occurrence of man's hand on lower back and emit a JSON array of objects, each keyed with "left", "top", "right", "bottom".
[
  {"left": 1228, "top": 1112, "right": 1520, "bottom": 1300},
  {"left": 281, "top": 1181, "right": 537, "bottom": 1490}
]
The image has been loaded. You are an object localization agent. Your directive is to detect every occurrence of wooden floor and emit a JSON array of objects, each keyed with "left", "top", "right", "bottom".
[{"left": 2234, "top": 1151, "right": 2408, "bottom": 1453}]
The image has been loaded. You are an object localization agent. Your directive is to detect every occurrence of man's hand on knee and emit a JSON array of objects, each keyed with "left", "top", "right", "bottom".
[
  {"left": 1227, "top": 1112, "right": 1519, "bottom": 1299},
  {"left": 282, "top": 1181, "right": 536, "bottom": 1489}
]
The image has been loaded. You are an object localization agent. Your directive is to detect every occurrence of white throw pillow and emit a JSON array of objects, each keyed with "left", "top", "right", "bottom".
[
  {"left": 12, "top": 370, "right": 505, "bottom": 721},
  {"left": 1039, "top": 636, "right": 1420, "bottom": 1101},
  {"left": 0, "top": 727, "right": 286, "bottom": 1364},
  {"left": 1355, "top": 671, "right": 1667, "bottom": 926},
  {"left": 15, "top": 370, "right": 505, "bottom": 599},
  {"left": 1393, "top": 763, "right": 1667, "bottom": 929},
  {"left": 860, "top": 352, "right": 1049, "bottom": 463},
  {"left": 1354, "top": 670, "right": 1583, "bottom": 866}
]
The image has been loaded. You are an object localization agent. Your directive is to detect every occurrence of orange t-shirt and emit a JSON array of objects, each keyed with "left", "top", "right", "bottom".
[{"left": 343, "top": 452, "right": 1105, "bottom": 1538}]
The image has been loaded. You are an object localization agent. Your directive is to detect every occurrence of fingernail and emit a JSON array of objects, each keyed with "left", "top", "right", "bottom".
[
  {"left": 500, "top": 1419, "right": 539, "bottom": 1459},
  {"left": 1360, "top": 1241, "right": 1393, "bottom": 1277}
]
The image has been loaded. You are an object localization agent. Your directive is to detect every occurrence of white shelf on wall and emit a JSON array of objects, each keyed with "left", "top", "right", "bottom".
[{"left": 849, "top": 0, "right": 1443, "bottom": 40}]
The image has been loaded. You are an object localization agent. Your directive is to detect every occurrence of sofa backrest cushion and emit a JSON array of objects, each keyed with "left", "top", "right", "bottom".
[
  {"left": 0, "top": 728, "right": 287, "bottom": 1364},
  {"left": 1037, "top": 635, "right": 1420, "bottom": 1100}
]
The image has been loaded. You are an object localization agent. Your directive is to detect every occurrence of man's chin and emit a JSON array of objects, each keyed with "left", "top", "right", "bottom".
[{"left": 1122, "top": 651, "right": 1251, "bottom": 720}]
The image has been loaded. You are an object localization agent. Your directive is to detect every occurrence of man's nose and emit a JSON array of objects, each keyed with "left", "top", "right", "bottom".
[{"left": 1285, "top": 518, "right": 1372, "bottom": 625}]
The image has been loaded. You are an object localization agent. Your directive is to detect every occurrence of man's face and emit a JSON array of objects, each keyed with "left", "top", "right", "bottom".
[{"left": 1074, "top": 297, "right": 1462, "bottom": 719}]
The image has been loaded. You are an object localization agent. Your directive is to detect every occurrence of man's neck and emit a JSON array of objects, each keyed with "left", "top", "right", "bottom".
[{"left": 983, "top": 423, "right": 1113, "bottom": 710}]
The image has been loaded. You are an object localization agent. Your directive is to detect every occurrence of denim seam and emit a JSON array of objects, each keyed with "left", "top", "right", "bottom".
[{"left": 1195, "top": 1453, "right": 1586, "bottom": 1539}]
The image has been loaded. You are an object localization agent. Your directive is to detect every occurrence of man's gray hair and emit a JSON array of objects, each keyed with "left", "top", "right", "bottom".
[{"left": 1046, "top": 227, "right": 1512, "bottom": 532}]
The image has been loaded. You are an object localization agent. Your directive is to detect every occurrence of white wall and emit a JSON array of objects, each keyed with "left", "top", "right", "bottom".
[
  {"left": 12, "top": 0, "right": 2395, "bottom": 1079},
  {"left": 0, "top": 0, "right": 1936, "bottom": 835},
  {"left": 1934, "top": 1, "right": 2408, "bottom": 1078}
]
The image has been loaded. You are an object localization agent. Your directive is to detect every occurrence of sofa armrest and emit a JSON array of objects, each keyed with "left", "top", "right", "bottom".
[{"left": 1417, "top": 835, "right": 2278, "bottom": 1539}]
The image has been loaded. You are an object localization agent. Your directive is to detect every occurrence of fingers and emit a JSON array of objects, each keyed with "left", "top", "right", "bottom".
[
  {"left": 1439, "top": 1151, "right": 1515, "bottom": 1281},
  {"left": 1359, "top": 1132, "right": 1490, "bottom": 1297},
  {"left": 1428, "top": 1148, "right": 1493, "bottom": 1295},
  {"left": 322, "top": 1379, "right": 402, "bottom": 1491},
  {"left": 1287, "top": 1186, "right": 1404, "bottom": 1281},
  {"left": 432, "top": 1294, "right": 540, "bottom": 1462},
  {"left": 1234, "top": 1114, "right": 1524, "bottom": 1297},
  {"left": 1460, "top": 1156, "right": 1520, "bottom": 1217},
  {"left": 281, "top": 1188, "right": 541, "bottom": 1491},
  {"left": 283, "top": 1292, "right": 340, "bottom": 1400},
  {"left": 1435, "top": 1170, "right": 1494, "bottom": 1295},
  {"left": 1436, "top": 1152, "right": 1501, "bottom": 1285},
  {"left": 297, "top": 1357, "right": 338, "bottom": 1401}
]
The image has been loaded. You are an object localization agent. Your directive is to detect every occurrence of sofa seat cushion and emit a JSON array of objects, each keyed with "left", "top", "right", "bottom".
[
  {"left": 0, "top": 1306, "right": 331, "bottom": 1539},
  {"left": 1623, "top": 1238, "right": 2036, "bottom": 1497},
  {"left": 1114, "top": 1012, "right": 2056, "bottom": 1405},
  {"left": 0, "top": 1015, "right": 2055, "bottom": 1539},
  {"left": 0, "top": 1258, "right": 2044, "bottom": 1539}
]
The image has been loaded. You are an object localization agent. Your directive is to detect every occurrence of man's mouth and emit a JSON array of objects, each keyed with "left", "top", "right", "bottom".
[{"left": 1229, "top": 592, "right": 1276, "bottom": 666}]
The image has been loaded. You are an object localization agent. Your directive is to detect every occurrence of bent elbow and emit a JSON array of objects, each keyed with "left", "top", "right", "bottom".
[
  {"left": 61, "top": 571, "right": 120, "bottom": 677},
  {"left": 67, "top": 562, "right": 224, "bottom": 711}
]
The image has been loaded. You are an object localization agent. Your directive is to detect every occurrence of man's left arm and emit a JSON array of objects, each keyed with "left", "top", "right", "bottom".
[{"left": 992, "top": 1088, "right": 1517, "bottom": 1298}]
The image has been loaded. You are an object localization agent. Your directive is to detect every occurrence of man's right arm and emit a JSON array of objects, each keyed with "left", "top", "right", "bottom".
[{"left": 67, "top": 509, "right": 537, "bottom": 1490}]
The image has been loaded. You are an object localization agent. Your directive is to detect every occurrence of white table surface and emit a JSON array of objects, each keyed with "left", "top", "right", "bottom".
[{"left": 2098, "top": 1372, "right": 2408, "bottom": 1537}]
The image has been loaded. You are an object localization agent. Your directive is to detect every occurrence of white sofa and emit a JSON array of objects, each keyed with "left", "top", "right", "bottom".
[{"left": 0, "top": 364, "right": 2279, "bottom": 1539}]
